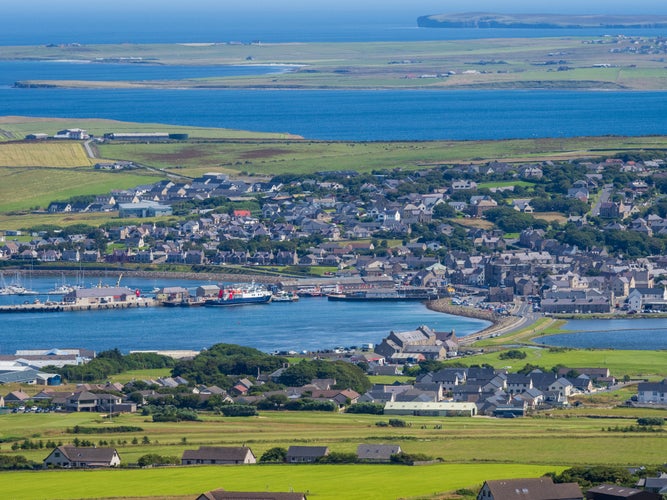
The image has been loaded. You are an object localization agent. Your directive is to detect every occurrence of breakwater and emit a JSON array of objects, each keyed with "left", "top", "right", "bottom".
[{"left": 0, "top": 297, "right": 158, "bottom": 313}]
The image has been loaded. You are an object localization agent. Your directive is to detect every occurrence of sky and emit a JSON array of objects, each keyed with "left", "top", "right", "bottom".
[{"left": 2, "top": 0, "right": 667, "bottom": 45}]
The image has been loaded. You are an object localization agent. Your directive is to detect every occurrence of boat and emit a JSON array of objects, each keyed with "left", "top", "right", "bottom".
[
  {"left": 46, "top": 274, "right": 78, "bottom": 295},
  {"left": 204, "top": 283, "right": 272, "bottom": 306},
  {"left": 326, "top": 286, "right": 439, "bottom": 302},
  {"left": 3, "top": 272, "right": 39, "bottom": 295},
  {"left": 271, "top": 290, "right": 299, "bottom": 302}
]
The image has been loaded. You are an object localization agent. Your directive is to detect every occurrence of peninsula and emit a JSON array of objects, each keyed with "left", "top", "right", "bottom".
[{"left": 417, "top": 12, "right": 667, "bottom": 29}]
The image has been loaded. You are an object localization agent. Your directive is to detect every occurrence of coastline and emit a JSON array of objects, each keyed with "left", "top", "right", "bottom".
[{"left": 426, "top": 298, "right": 524, "bottom": 340}]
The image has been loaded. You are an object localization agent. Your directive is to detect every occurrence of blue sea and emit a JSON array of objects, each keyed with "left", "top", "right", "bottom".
[
  {"left": 536, "top": 318, "right": 667, "bottom": 350},
  {"left": 0, "top": 276, "right": 489, "bottom": 354},
  {"left": 1, "top": 54, "right": 667, "bottom": 141}
]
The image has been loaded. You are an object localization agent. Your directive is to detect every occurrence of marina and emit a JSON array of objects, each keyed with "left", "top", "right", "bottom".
[{"left": 0, "top": 274, "right": 490, "bottom": 354}]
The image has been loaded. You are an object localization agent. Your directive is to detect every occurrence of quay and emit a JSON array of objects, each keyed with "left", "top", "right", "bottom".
[
  {"left": 0, "top": 285, "right": 158, "bottom": 313},
  {"left": 0, "top": 298, "right": 158, "bottom": 313}
]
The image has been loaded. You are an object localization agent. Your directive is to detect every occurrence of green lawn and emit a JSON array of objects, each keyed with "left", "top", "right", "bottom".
[
  {"left": 448, "top": 347, "right": 667, "bottom": 380},
  {"left": 1, "top": 463, "right": 562, "bottom": 500}
]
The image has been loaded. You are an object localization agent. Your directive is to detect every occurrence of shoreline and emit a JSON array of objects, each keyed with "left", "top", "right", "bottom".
[{"left": 426, "top": 298, "right": 524, "bottom": 340}]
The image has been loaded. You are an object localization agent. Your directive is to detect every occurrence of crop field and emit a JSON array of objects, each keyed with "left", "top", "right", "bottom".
[{"left": 0, "top": 142, "right": 93, "bottom": 167}]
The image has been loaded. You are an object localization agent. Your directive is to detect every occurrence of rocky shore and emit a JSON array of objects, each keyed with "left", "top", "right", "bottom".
[{"left": 426, "top": 298, "right": 524, "bottom": 339}]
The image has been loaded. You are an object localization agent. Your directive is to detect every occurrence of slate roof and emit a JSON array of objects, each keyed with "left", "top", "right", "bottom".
[
  {"left": 182, "top": 446, "right": 254, "bottom": 462},
  {"left": 198, "top": 490, "right": 306, "bottom": 500},
  {"left": 356, "top": 443, "right": 401, "bottom": 461},
  {"left": 483, "top": 477, "right": 582, "bottom": 500},
  {"left": 56, "top": 446, "right": 119, "bottom": 465}
]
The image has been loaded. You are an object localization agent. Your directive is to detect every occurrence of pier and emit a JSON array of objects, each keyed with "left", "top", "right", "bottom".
[{"left": 0, "top": 298, "right": 158, "bottom": 313}]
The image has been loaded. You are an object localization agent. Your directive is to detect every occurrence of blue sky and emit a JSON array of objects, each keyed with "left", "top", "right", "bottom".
[{"left": 5, "top": 0, "right": 667, "bottom": 15}]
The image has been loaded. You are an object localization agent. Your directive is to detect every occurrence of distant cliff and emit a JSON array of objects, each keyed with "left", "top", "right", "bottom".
[{"left": 417, "top": 12, "right": 667, "bottom": 29}]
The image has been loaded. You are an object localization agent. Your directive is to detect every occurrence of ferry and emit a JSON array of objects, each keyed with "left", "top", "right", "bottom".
[
  {"left": 204, "top": 283, "right": 272, "bottom": 307},
  {"left": 326, "top": 286, "right": 439, "bottom": 302},
  {"left": 271, "top": 290, "right": 299, "bottom": 302}
]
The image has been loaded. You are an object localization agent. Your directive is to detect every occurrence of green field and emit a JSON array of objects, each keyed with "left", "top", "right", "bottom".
[
  {"left": 5, "top": 38, "right": 667, "bottom": 90},
  {"left": 1, "top": 407, "right": 666, "bottom": 498},
  {"left": 451, "top": 347, "right": 667, "bottom": 380},
  {"left": 1, "top": 463, "right": 561, "bottom": 500},
  {"left": 3, "top": 116, "right": 667, "bottom": 218}
]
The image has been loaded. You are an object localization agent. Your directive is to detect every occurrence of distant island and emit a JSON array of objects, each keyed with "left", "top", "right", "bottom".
[{"left": 417, "top": 12, "right": 667, "bottom": 29}]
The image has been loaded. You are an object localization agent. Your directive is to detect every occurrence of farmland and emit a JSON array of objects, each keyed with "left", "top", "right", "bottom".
[
  {"left": 0, "top": 406, "right": 665, "bottom": 499},
  {"left": 5, "top": 37, "right": 667, "bottom": 90}
]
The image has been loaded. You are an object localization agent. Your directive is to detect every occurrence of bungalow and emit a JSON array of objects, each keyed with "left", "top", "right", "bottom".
[
  {"left": 181, "top": 446, "right": 256, "bottom": 465},
  {"left": 636, "top": 379, "right": 667, "bottom": 405},
  {"left": 586, "top": 484, "right": 662, "bottom": 500},
  {"left": 477, "top": 477, "right": 583, "bottom": 500},
  {"left": 197, "top": 490, "right": 307, "bottom": 500},
  {"left": 384, "top": 401, "right": 477, "bottom": 417},
  {"left": 43, "top": 446, "right": 120, "bottom": 468},
  {"left": 356, "top": 443, "right": 401, "bottom": 463},
  {"left": 285, "top": 446, "right": 329, "bottom": 463}
]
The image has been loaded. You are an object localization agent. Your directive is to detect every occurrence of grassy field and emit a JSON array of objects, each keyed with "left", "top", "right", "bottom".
[
  {"left": 96, "top": 135, "right": 667, "bottom": 178},
  {"left": 0, "top": 463, "right": 561, "bottom": 500},
  {"left": 3, "top": 116, "right": 667, "bottom": 217},
  {"left": 0, "top": 167, "right": 160, "bottom": 213},
  {"left": 0, "top": 407, "right": 665, "bottom": 499},
  {"left": 5, "top": 38, "right": 667, "bottom": 90},
  {"left": 0, "top": 116, "right": 301, "bottom": 143},
  {"left": 451, "top": 347, "right": 667, "bottom": 380}
]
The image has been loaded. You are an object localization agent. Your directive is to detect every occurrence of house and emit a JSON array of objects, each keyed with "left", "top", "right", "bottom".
[
  {"left": 586, "top": 484, "right": 662, "bottom": 500},
  {"left": 197, "top": 490, "right": 307, "bottom": 500},
  {"left": 636, "top": 379, "right": 667, "bottom": 404},
  {"left": 285, "top": 446, "right": 329, "bottom": 463},
  {"left": 43, "top": 446, "right": 120, "bottom": 468},
  {"left": 356, "top": 443, "right": 401, "bottom": 462},
  {"left": 181, "top": 446, "right": 256, "bottom": 465},
  {"left": 384, "top": 401, "right": 477, "bottom": 417},
  {"left": 477, "top": 477, "right": 583, "bottom": 500}
]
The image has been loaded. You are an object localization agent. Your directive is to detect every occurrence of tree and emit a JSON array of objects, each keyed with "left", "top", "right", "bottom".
[{"left": 259, "top": 447, "right": 287, "bottom": 463}]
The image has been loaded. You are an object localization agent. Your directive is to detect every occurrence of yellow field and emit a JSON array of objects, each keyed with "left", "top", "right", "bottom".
[{"left": 0, "top": 142, "right": 93, "bottom": 167}]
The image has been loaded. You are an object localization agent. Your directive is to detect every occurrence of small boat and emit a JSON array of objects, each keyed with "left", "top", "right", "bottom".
[
  {"left": 204, "top": 283, "right": 272, "bottom": 307},
  {"left": 271, "top": 290, "right": 299, "bottom": 302}
]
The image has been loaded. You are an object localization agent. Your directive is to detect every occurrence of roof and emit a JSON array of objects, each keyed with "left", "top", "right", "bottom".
[
  {"left": 356, "top": 443, "right": 401, "bottom": 460},
  {"left": 586, "top": 485, "right": 649, "bottom": 499},
  {"left": 198, "top": 490, "right": 306, "bottom": 500},
  {"left": 384, "top": 401, "right": 477, "bottom": 411},
  {"left": 54, "top": 446, "right": 118, "bottom": 464},
  {"left": 182, "top": 446, "right": 254, "bottom": 462},
  {"left": 484, "top": 477, "right": 582, "bottom": 500},
  {"left": 286, "top": 446, "right": 329, "bottom": 458}
]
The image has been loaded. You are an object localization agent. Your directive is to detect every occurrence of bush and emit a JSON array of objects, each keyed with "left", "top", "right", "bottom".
[
  {"left": 637, "top": 417, "right": 664, "bottom": 426},
  {"left": 259, "top": 447, "right": 287, "bottom": 463},
  {"left": 220, "top": 405, "right": 258, "bottom": 417},
  {"left": 388, "top": 419, "right": 407, "bottom": 428},
  {"left": 317, "top": 452, "right": 357, "bottom": 464},
  {"left": 346, "top": 403, "right": 384, "bottom": 415},
  {"left": 390, "top": 452, "right": 435, "bottom": 465},
  {"left": 499, "top": 349, "right": 527, "bottom": 360},
  {"left": 137, "top": 454, "right": 180, "bottom": 467}
]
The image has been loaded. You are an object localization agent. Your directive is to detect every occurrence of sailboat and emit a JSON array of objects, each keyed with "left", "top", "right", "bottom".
[
  {"left": 47, "top": 273, "right": 76, "bottom": 295},
  {"left": 6, "top": 271, "right": 38, "bottom": 295}
]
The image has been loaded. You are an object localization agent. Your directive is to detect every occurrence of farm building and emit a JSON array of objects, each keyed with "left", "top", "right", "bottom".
[
  {"left": 384, "top": 401, "right": 477, "bottom": 417},
  {"left": 118, "top": 201, "right": 172, "bottom": 218}
]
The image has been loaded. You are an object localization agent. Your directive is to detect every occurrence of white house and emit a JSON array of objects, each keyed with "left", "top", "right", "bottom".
[
  {"left": 43, "top": 446, "right": 121, "bottom": 468},
  {"left": 637, "top": 379, "right": 667, "bottom": 405}
]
